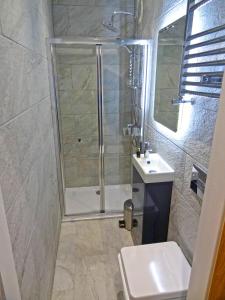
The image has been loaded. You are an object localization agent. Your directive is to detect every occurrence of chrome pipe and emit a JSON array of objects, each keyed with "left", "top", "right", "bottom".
[
  {"left": 184, "top": 47, "right": 225, "bottom": 60},
  {"left": 48, "top": 37, "right": 151, "bottom": 46},
  {"left": 189, "top": 0, "right": 212, "bottom": 12},
  {"left": 186, "top": 23, "right": 225, "bottom": 41},
  {"left": 182, "top": 81, "right": 222, "bottom": 88},
  {"left": 182, "top": 71, "right": 224, "bottom": 77},
  {"left": 96, "top": 45, "right": 105, "bottom": 213},
  {"left": 183, "top": 60, "right": 225, "bottom": 68},
  {"left": 185, "top": 36, "right": 225, "bottom": 51},
  {"left": 181, "top": 89, "right": 220, "bottom": 98}
]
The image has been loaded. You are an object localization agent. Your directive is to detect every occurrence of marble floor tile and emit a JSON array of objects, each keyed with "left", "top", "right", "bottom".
[{"left": 51, "top": 219, "right": 133, "bottom": 300}]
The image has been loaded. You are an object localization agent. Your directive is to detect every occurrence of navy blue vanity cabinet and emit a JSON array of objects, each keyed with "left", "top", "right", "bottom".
[{"left": 131, "top": 166, "right": 173, "bottom": 245}]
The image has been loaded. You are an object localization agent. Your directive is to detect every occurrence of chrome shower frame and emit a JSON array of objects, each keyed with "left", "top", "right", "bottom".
[{"left": 47, "top": 37, "right": 151, "bottom": 222}]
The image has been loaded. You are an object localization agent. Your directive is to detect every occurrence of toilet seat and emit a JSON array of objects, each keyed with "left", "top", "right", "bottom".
[{"left": 118, "top": 241, "right": 191, "bottom": 300}]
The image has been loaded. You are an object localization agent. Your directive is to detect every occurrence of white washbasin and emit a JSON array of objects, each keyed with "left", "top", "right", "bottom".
[{"left": 132, "top": 153, "right": 174, "bottom": 183}]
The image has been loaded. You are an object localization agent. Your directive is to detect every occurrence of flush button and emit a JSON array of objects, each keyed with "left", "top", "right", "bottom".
[{"left": 190, "top": 164, "right": 207, "bottom": 201}]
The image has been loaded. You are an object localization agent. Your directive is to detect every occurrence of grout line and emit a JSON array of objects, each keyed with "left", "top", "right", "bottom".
[
  {"left": 0, "top": 32, "right": 48, "bottom": 60},
  {"left": 0, "top": 95, "right": 50, "bottom": 129}
]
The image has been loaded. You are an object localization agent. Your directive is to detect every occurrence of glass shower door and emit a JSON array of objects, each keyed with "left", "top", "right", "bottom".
[
  {"left": 54, "top": 44, "right": 101, "bottom": 215},
  {"left": 102, "top": 44, "right": 134, "bottom": 212}
]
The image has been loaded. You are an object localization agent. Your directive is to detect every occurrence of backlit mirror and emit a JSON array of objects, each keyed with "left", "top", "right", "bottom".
[{"left": 154, "top": 16, "right": 186, "bottom": 132}]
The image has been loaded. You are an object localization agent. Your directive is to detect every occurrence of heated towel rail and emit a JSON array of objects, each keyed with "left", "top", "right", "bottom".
[{"left": 173, "top": 0, "right": 225, "bottom": 104}]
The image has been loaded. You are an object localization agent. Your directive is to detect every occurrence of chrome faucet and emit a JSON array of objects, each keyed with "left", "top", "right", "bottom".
[{"left": 144, "top": 141, "right": 152, "bottom": 158}]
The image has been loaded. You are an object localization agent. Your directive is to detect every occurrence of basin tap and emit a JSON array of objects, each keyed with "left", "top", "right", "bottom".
[{"left": 144, "top": 142, "right": 152, "bottom": 158}]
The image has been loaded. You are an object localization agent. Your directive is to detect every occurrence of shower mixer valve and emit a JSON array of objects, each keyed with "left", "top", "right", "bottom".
[{"left": 123, "top": 124, "right": 141, "bottom": 137}]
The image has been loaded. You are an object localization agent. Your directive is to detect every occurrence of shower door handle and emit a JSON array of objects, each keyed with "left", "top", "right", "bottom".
[{"left": 96, "top": 45, "right": 105, "bottom": 213}]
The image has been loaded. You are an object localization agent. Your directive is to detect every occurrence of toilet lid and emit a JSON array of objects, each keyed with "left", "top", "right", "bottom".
[{"left": 120, "top": 241, "right": 191, "bottom": 300}]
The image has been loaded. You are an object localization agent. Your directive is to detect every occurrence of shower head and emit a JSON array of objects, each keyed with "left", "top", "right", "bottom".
[
  {"left": 102, "top": 21, "right": 119, "bottom": 33},
  {"left": 102, "top": 11, "right": 135, "bottom": 33},
  {"left": 123, "top": 45, "right": 133, "bottom": 54}
]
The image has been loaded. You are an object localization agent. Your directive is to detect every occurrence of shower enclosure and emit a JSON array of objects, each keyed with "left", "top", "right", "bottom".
[{"left": 48, "top": 38, "right": 150, "bottom": 218}]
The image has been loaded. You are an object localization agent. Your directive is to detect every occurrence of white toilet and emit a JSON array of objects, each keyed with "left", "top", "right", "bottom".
[{"left": 118, "top": 241, "right": 191, "bottom": 300}]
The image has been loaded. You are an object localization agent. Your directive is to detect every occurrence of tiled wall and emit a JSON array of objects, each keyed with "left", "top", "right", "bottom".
[
  {"left": 52, "top": 0, "right": 135, "bottom": 187},
  {"left": 136, "top": 0, "right": 224, "bottom": 263},
  {"left": 0, "top": 274, "right": 6, "bottom": 300},
  {"left": 0, "top": 1, "right": 61, "bottom": 299},
  {"left": 52, "top": 0, "right": 134, "bottom": 38}
]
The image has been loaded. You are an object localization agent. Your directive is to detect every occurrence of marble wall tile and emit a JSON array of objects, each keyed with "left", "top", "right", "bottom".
[
  {"left": 64, "top": 157, "right": 99, "bottom": 187},
  {"left": 56, "top": 46, "right": 129, "bottom": 67},
  {"left": 71, "top": 65, "right": 97, "bottom": 90},
  {"left": 61, "top": 113, "right": 98, "bottom": 143},
  {"left": 60, "top": 116, "right": 76, "bottom": 144},
  {"left": 1, "top": 0, "right": 50, "bottom": 57},
  {"left": 168, "top": 187, "right": 201, "bottom": 263},
  {"left": 104, "top": 114, "right": 120, "bottom": 136},
  {"left": 0, "top": 99, "right": 60, "bottom": 288},
  {"left": 73, "top": 113, "right": 98, "bottom": 137},
  {"left": 52, "top": 5, "right": 70, "bottom": 36},
  {"left": 104, "top": 135, "right": 131, "bottom": 156},
  {"left": 53, "top": 2, "right": 134, "bottom": 38},
  {"left": 103, "top": 64, "right": 128, "bottom": 90},
  {"left": 0, "top": 99, "right": 52, "bottom": 212},
  {"left": 56, "top": 64, "right": 73, "bottom": 91},
  {"left": 53, "top": 0, "right": 95, "bottom": 5},
  {"left": 174, "top": 106, "right": 217, "bottom": 166},
  {"left": 0, "top": 35, "right": 49, "bottom": 125},
  {"left": 95, "top": 0, "right": 134, "bottom": 9},
  {"left": 63, "top": 136, "right": 99, "bottom": 158},
  {"left": 0, "top": 274, "right": 6, "bottom": 300},
  {"left": 138, "top": 0, "right": 222, "bottom": 262},
  {"left": 0, "top": 2, "right": 61, "bottom": 300},
  {"left": 52, "top": 0, "right": 134, "bottom": 189},
  {"left": 104, "top": 155, "right": 131, "bottom": 185},
  {"left": 105, "top": 156, "right": 130, "bottom": 176},
  {"left": 59, "top": 90, "right": 97, "bottom": 115},
  {"left": 56, "top": 46, "right": 96, "bottom": 66}
]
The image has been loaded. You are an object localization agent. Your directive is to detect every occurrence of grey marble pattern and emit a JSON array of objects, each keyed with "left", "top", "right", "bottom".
[
  {"left": 104, "top": 135, "right": 131, "bottom": 156},
  {"left": 63, "top": 136, "right": 99, "bottom": 158},
  {"left": 0, "top": 98, "right": 60, "bottom": 290},
  {"left": 0, "top": 0, "right": 50, "bottom": 57},
  {"left": 51, "top": 219, "right": 133, "bottom": 300},
  {"left": 72, "top": 65, "right": 97, "bottom": 90},
  {"left": 0, "top": 1, "right": 61, "bottom": 299},
  {"left": 0, "top": 35, "right": 49, "bottom": 126},
  {"left": 52, "top": 0, "right": 134, "bottom": 189},
  {"left": 52, "top": 0, "right": 135, "bottom": 38},
  {"left": 56, "top": 59, "right": 132, "bottom": 187},
  {"left": 64, "top": 157, "right": 99, "bottom": 187},
  {"left": 59, "top": 90, "right": 97, "bottom": 115},
  {"left": 168, "top": 187, "right": 201, "bottom": 263},
  {"left": 0, "top": 274, "right": 6, "bottom": 300},
  {"left": 53, "top": 0, "right": 95, "bottom": 5},
  {"left": 137, "top": 0, "right": 222, "bottom": 262}
]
